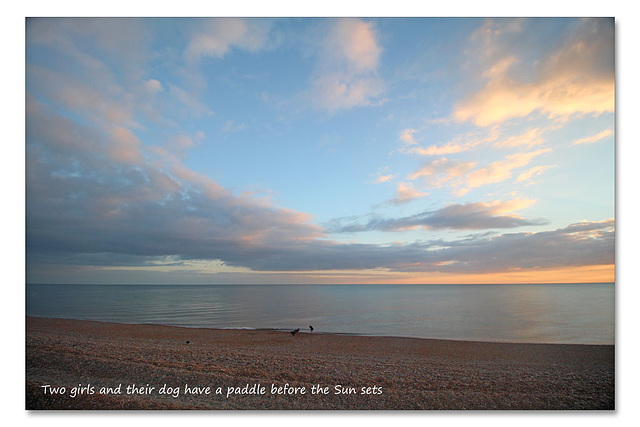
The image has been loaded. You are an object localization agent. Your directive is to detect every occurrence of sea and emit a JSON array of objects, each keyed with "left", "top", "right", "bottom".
[{"left": 25, "top": 283, "right": 615, "bottom": 345}]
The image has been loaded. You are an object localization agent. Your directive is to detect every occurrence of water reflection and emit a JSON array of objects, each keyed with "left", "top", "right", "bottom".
[{"left": 26, "top": 283, "right": 614, "bottom": 344}]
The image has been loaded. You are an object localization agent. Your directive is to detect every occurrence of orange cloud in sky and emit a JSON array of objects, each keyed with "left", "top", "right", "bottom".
[
  {"left": 454, "top": 19, "right": 614, "bottom": 127},
  {"left": 409, "top": 157, "right": 476, "bottom": 185},
  {"left": 516, "top": 165, "right": 555, "bottom": 183},
  {"left": 374, "top": 173, "right": 394, "bottom": 183},
  {"left": 483, "top": 197, "right": 536, "bottom": 214},
  {"left": 391, "top": 182, "right": 428, "bottom": 204},
  {"left": 401, "top": 127, "right": 502, "bottom": 156},
  {"left": 573, "top": 129, "right": 614, "bottom": 145},
  {"left": 399, "top": 128, "right": 417, "bottom": 144},
  {"left": 404, "top": 141, "right": 467, "bottom": 156},
  {"left": 494, "top": 128, "right": 545, "bottom": 148},
  {"left": 408, "top": 149, "right": 549, "bottom": 196},
  {"left": 465, "top": 149, "right": 551, "bottom": 190}
]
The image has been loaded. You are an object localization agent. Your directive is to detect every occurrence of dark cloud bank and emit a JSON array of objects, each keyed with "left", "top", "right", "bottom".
[
  {"left": 26, "top": 98, "right": 614, "bottom": 280},
  {"left": 325, "top": 202, "right": 549, "bottom": 233}
]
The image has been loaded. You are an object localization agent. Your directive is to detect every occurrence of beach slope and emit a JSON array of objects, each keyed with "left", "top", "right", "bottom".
[{"left": 26, "top": 317, "right": 614, "bottom": 410}]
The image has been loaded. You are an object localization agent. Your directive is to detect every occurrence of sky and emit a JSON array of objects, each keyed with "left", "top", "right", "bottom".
[{"left": 25, "top": 17, "right": 615, "bottom": 285}]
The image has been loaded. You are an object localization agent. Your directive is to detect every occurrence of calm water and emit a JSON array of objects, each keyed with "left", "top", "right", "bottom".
[{"left": 25, "top": 283, "right": 614, "bottom": 344}]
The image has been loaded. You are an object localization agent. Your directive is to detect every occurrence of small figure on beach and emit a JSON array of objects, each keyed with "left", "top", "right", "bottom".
[
  {"left": 309, "top": 325, "right": 314, "bottom": 332},
  {"left": 291, "top": 328, "right": 300, "bottom": 336}
]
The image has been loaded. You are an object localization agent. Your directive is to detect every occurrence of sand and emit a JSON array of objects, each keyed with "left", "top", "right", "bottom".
[{"left": 25, "top": 317, "right": 614, "bottom": 410}]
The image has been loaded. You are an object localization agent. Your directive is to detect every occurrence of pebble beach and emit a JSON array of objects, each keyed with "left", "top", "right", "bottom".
[{"left": 26, "top": 317, "right": 614, "bottom": 410}]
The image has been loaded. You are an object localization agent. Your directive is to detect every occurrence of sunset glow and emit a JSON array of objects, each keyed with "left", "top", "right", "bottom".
[{"left": 26, "top": 17, "right": 615, "bottom": 285}]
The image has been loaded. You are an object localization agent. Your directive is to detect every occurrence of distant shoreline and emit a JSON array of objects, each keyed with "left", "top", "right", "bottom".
[
  {"left": 24, "top": 314, "right": 614, "bottom": 346},
  {"left": 26, "top": 317, "right": 614, "bottom": 410}
]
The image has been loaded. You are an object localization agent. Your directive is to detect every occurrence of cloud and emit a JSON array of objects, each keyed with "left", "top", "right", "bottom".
[
  {"left": 311, "top": 73, "right": 384, "bottom": 113},
  {"left": 27, "top": 97, "right": 326, "bottom": 272},
  {"left": 327, "top": 198, "right": 546, "bottom": 233},
  {"left": 107, "top": 127, "right": 144, "bottom": 164},
  {"left": 309, "top": 18, "right": 385, "bottom": 112},
  {"left": 330, "top": 18, "right": 382, "bottom": 71},
  {"left": 406, "top": 149, "right": 549, "bottom": 196},
  {"left": 390, "top": 182, "right": 428, "bottom": 205},
  {"left": 223, "top": 121, "right": 247, "bottom": 133},
  {"left": 494, "top": 128, "right": 545, "bottom": 148},
  {"left": 464, "top": 149, "right": 550, "bottom": 190},
  {"left": 28, "top": 98, "right": 602, "bottom": 277},
  {"left": 454, "top": 18, "right": 614, "bottom": 126},
  {"left": 26, "top": 19, "right": 326, "bottom": 278},
  {"left": 399, "top": 127, "right": 500, "bottom": 156},
  {"left": 27, "top": 65, "right": 137, "bottom": 128},
  {"left": 168, "top": 83, "right": 213, "bottom": 117},
  {"left": 25, "top": 18, "right": 615, "bottom": 283},
  {"left": 407, "top": 142, "right": 467, "bottom": 156},
  {"left": 415, "top": 219, "right": 615, "bottom": 274},
  {"left": 516, "top": 165, "right": 555, "bottom": 183},
  {"left": 408, "top": 157, "right": 477, "bottom": 188},
  {"left": 248, "top": 218, "right": 613, "bottom": 273},
  {"left": 185, "top": 18, "right": 272, "bottom": 63},
  {"left": 399, "top": 128, "right": 417, "bottom": 145},
  {"left": 374, "top": 173, "right": 394, "bottom": 184},
  {"left": 26, "top": 19, "right": 182, "bottom": 130},
  {"left": 177, "top": 18, "right": 274, "bottom": 118},
  {"left": 26, "top": 96, "right": 611, "bottom": 279},
  {"left": 26, "top": 95, "right": 146, "bottom": 170},
  {"left": 27, "top": 18, "right": 151, "bottom": 82},
  {"left": 161, "top": 132, "right": 204, "bottom": 159},
  {"left": 573, "top": 129, "right": 614, "bottom": 145},
  {"left": 142, "top": 79, "right": 163, "bottom": 94}
]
